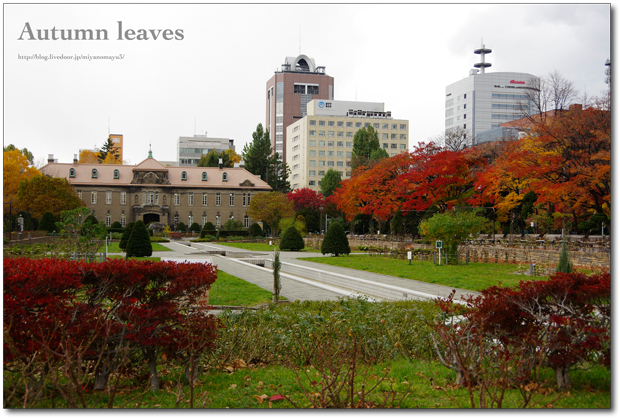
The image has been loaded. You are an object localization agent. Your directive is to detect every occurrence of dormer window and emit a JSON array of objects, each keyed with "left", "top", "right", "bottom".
[
  {"left": 69, "top": 168, "right": 76, "bottom": 178},
  {"left": 202, "top": 172, "right": 208, "bottom": 181},
  {"left": 113, "top": 169, "right": 120, "bottom": 179},
  {"left": 222, "top": 172, "right": 228, "bottom": 182},
  {"left": 181, "top": 171, "right": 187, "bottom": 181},
  {"left": 92, "top": 169, "right": 98, "bottom": 178}
]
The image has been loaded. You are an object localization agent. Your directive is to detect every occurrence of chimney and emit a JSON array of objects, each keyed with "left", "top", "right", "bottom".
[
  {"left": 569, "top": 104, "right": 583, "bottom": 112},
  {"left": 239, "top": 159, "right": 245, "bottom": 169},
  {"left": 48, "top": 154, "right": 54, "bottom": 163},
  {"left": 73, "top": 154, "right": 78, "bottom": 165},
  {"left": 218, "top": 158, "right": 223, "bottom": 169}
]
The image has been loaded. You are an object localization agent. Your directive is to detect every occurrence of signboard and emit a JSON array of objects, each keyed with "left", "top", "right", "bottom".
[{"left": 436, "top": 240, "right": 443, "bottom": 249}]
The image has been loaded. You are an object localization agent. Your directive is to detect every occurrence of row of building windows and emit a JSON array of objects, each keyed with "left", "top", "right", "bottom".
[
  {"left": 492, "top": 93, "right": 528, "bottom": 100},
  {"left": 309, "top": 120, "right": 407, "bottom": 130},
  {"left": 309, "top": 150, "right": 349, "bottom": 157},
  {"left": 308, "top": 170, "right": 345, "bottom": 177},
  {"left": 309, "top": 159, "right": 352, "bottom": 167},
  {"left": 100, "top": 212, "right": 252, "bottom": 229},
  {"left": 77, "top": 168, "right": 230, "bottom": 182},
  {"left": 80, "top": 191, "right": 252, "bottom": 207},
  {"left": 491, "top": 113, "right": 522, "bottom": 120},
  {"left": 309, "top": 131, "right": 407, "bottom": 140}
]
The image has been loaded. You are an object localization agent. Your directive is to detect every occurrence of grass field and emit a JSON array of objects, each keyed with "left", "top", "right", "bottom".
[
  {"left": 298, "top": 255, "right": 547, "bottom": 292},
  {"left": 100, "top": 241, "right": 172, "bottom": 253},
  {"left": 209, "top": 271, "right": 282, "bottom": 306}
]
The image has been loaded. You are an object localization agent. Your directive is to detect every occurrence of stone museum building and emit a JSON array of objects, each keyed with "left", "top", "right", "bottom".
[{"left": 40, "top": 151, "right": 272, "bottom": 229}]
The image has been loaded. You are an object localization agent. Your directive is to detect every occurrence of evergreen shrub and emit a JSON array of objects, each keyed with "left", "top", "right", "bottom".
[{"left": 279, "top": 226, "right": 305, "bottom": 251}]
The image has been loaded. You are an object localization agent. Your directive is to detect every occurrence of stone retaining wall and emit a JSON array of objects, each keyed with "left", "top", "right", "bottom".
[{"left": 304, "top": 237, "right": 610, "bottom": 269}]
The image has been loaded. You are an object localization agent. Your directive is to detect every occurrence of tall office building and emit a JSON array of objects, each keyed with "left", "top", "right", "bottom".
[
  {"left": 286, "top": 99, "right": 409, "bottom": 192},
  {"left": 444, "top": 43, "right": 538, "bottom": 146},
  {"left": 266, "top": 54, "right": 334, "bottom": 163}
]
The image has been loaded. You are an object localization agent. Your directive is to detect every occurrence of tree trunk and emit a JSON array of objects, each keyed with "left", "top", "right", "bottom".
[
  {"left": 147, "top": 349, "right": 160, "bottom": 391},
  {"left": 185, "top": 357, "right": 201, "bottom": 383},
  {"left": 93, "top": 360, "right": 114, "bottom": 391},
  {"left": 555, "top": 364, "right": 570, "bottom": 390}
]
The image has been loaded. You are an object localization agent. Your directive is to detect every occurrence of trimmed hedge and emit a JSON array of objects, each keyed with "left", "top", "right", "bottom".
[{"left": 200, "top": 230, "right": 250, "bottom": 239}]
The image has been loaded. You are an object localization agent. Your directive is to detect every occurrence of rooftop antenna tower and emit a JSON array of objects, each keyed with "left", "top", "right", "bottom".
[{"left": 473, "top": 40, "right": 492, "bottom": 74}]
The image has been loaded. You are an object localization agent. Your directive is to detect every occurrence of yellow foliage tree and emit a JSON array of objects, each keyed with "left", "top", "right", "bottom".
[
  {"left": 102, "top": 152, "right": 121, "bottom": 165},
  {"left": 3, "top": 149, "right": 40, "bottom": 212},
  {"left": 79, "top": 149, "right": 100, "bottom": 164}
]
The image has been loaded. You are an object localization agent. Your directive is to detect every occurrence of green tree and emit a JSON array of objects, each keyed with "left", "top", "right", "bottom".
[
  {"left": 119, "top": 221, "right": 135, "bottom": 251},
  {"left": 222, "top": 219, "right": 244, "bottom": 231},
  {"left": 419, "top": 210, "right": 487, "bottom": 256},
  {"left": 280, "top": 225, "right": 305, "bottom": 251},
  {"left": 320, "top": 169, "right": 342, "bottom": 198},
  {"left": 351, "top": 126, "right": 388, "bottom": 171},
  {"left": 249, "top": 222, "right": 263, "bottom": 237},
  {"left": 38, "top": 211, "right": 57, "bottom": 233},
  {"left": 242, "top": 124, "right": 290, "bottom": 192},
  {"left": 321, "top": 222, "right": 351, "bottom": 256},
  {"left": 111, "top": 221, "right": 122, "bottom": 229},
  {"left": 98, "top": 138, "right": 119, "bottom": 163},
  {"left": 55, "top": 207, "right": 108, "bottom": 258},
  {"left": 189, "top": 222, "right": 201, "bottom": 232},
  {"left": 126, "top": 220, "right": 153, "bottom": 258},
  {"left": 246, "top": 192, "right": 295, "bottom": 237},
  {"left": 557, "top": 235, "right": 574, "bottom": 273},
  {"left": 243, "top": 124, "right": 273, "bottom": 182},
  {"left": 296, "top": 215, "right": 308, "bottom": 236},
  {"left": 202, "top": 221, "right": 215, "bottom": 231},
  {"left": 177, "top": 222, "right": 187, "bottom": 232},
  {"left": 197, "top": 150, "right": 220, "bottom": 167}
]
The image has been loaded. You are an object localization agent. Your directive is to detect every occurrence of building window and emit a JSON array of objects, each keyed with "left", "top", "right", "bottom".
[
  {"left": 181, "top": 171, "right": 187, "bottom": 181},
  {"left": 337, "top": 151, "right": 343, "bottom": 157},
  {"left": 400, "top": 144, "right": 407, "bottom": 149},
  {"left": 216, "top": 216, "right": 221, "bottom": 228},
  {"left": 147, "top": 192, "right": 154, "bottom": 205},
  {"left": 328, "top": 151, "right": 334, "bottom": 157},
  {"left": 391, "top": 143, "right": 397, "bottom": 149},
  {"left": 319, "top": 161, "right": 325, "bottom": 166},
  {"left": 293, "top": 154, "right": 300, "bottom": 161},
  {"left": 293, "top": 173, "right": 299, "bottom": 180},
  {"left": 222, "top": 172, "right": 228, "bottom": 182},
  {"left": 327, "top": 121, "right": 334, "bottom": 127},
  {"left": 242, "top": 193, "right": 247, "bottom": 206},
  {"left": 355, "top": 122, "right": 362, "bottom": 128},
  {"left": 216, "top": 193, "right": 221, "bottom": 206},
  {"left": 464, "top": 104, "right": 467, "bottom": 109},
  {"left": 293, "top": 145, "right": 299, "bottom": 151},
  {"left": 318, "top": 171, "right": 325, "bottom": 176},
  {"left": 337, "top": 121, "right": 343, "bottom": 127},
  {"left": 337, "top": 131, "right": 343, "bottom": 137},
  {"left": 309, "top": 180, "right": 316, "bottom": 186},
  {"left": 309, "top": 140, "right": 316, "bottom": 146},
  {"left": 120, "top": 192, "right": 126, "bottom": 205},
  {"left": 120, "top": 213, "right": 126, "bottom": 227},
  {"left": 309, "top": 150, "right": 316, "bottom": 157},
  {"left": 328, "top": 131, "right": 334, "bottom": 137},
  {"left": 244, "top": 215, "right": 249, "bottom": 228},
  {"left": 174, "top": 193, "right": 180, "bottom": 205},
  {"left": 446, "top": 98, "right": 454, "bottom": 107},
  {"left": 400, "top": 134, "right": 407, "bottom": 140},
  {"left": 309, "top": 170, "right": 316, "bottom": 176},
  {"left": 247, "top": 194, "right": 252, "bottom": 205},
  {"left": 337, "top": 141, "right": 343, "bottom": 147},
  {"left": 106, "top": 191, "right": 112, "bottom": 205},
  {"left": 309, "top": 120, "right": 316, "bottom": 126},
  {"left": 373, "top": 123, "right": 379, "bottom": 129},
  {"left": 293, "top": 164, "right": 300, "bottom": 170},
  {"left": 309, "top": 160, "right": 316, "bottom": 166},
  {"left": 382, "top": 123, "right": 389, "bottom": 129},
  {"left": 202, "top": 172, "right": 208, "bottom": 181},
  {"left": 382, "top": 133, "right": 388, "bottom": 139},
  {"left": 310, "top": 130, "right": 316, "bottom": 136},
  {"left": 383, "top": 143, "right": 388, "bottom": 149},
  {"left": 346, "top": 122, "right": 353, "bottom": 127},
  {"left": 188, "top": 215, "right": 193, "bottom": 226},
  {"left": 114, "top": 169, "right": 119, "bottom": 179},
  {"left": 319, "top": 140, "right": 326, "bottom": 147},
  {"left": 346, "top": 152, "right": 352, "bottom": 158},
  {"left": 78, "top": 191, "right": 82, "bottom": 200},
  {"left": 337, "top": 161, "right": 344, "bottom": 167},
  {"left": 105, "top": 213, "right": 111, "bottom": 227},
  {"left": 69, "top": 168, "right": 76, "bottom": 178},
  {"left": 307, "top": 85, "right": 319, "bottom": 95},
  {"left": 327, "top": 141, "right": 334, "bottom": 147},
  {"left": 319, "top": 131, "right": 325, "bottom": 136},
  {"left": 202, "top": 193, "right": 208, "bottom": 206},
  {"left": 327, "top": 161, "right": 334, "bottom": 167},
  {"left": 229, "top": 194, "right": 235, "bottom": 206},
  {"left": 294, "top": 84, "right": 305, "bottom": 94},
  {"left": 463, "top": 93, "right": 467, "bottom": 99},
  {"left": 319, "top": 120, "right": 325, "bottom": 126},
  {"left": 91, "top": 169, "right": 98, "bottom": 178},
  {"left": 202, "top": 215, "right": 208, "bottom": 226},
  {"left": 188, "top": 193, "right": 194, "bottom": 206},
  {"left": 463, "top": 114, "right": 467, "bottom": 119},
  {"left": 346, "top": 132, "right": 353, "bottom": 138},
  {"left": 464, "top": 124, "right": 467, "bottom": 129},
  {"left": 91, "top": 191, "right": 97, "bottom": 204},
  {"left": 400, "top": 124, "right": 406, "bottom": 130}
]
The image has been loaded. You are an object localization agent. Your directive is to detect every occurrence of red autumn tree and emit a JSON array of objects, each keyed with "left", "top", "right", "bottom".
[
  {"left": 286, "top": 187, "right": 324, "bottom": 212},
  {"left": 454, "top": 272, "right": 611, "bottom": 390},
  {"left": 399, "top": 142, "right": 483, "bottom": 213}
]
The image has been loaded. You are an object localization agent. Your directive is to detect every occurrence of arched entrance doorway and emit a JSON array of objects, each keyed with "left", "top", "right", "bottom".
[{"left": 143, "top": 213, "right": 160, "bottom": 225}]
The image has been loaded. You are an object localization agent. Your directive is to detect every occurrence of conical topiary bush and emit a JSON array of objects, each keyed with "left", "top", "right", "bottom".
[
  {"left": 279, "top": 225, "right": 305, "bottom": 251},
  {"left": 321, "top": 222, "right": 350, "bottom": 256},
  {"left": 126, "top": 220, "right": 153, "bottom": 258},
  {"left": 119, "top": 221, "right": 135, "bottom": 251}
]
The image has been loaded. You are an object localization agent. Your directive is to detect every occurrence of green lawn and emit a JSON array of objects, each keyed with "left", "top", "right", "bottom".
[
  {"left": 209, "top": 271, "right": 283, "bottom": 306},
  {"left": 298, "top": 255, "right": 547, "bottom": 292},
  {"left": 100, "top": 241, "right": 172, "bottom": 253},
  {"left": 211, "top": 242, "right": 321, "bottom": 253}
]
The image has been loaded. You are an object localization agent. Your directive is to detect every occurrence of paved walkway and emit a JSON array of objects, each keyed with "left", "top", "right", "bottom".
[{"left": 153, "top": 240, "right": 481, "bottom": 303}]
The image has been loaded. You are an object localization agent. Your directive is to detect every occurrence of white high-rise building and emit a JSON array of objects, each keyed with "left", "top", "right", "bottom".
[
  {"left": 445, "top": 43, "right": 538, "bottom": 146},
  {"left": 286, "top": 99, "right": 409, "bottom": 192}
]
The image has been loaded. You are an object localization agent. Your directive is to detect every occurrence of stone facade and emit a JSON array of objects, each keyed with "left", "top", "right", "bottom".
[{"left": 40, "top": 155, "right": 271, "bottom": 229}]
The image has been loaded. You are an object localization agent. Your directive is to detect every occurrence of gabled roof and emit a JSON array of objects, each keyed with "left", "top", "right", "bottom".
[{"left": 40, "top": 157, "right": 271, "bottom": 190}]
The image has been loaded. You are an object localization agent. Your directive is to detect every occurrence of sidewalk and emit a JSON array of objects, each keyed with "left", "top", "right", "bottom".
[{"left": 154, "top": 240, "right": 481, "bottom": 303}]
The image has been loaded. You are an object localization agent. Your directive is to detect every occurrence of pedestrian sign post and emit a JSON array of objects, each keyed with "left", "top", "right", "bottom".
[{"left": 436, "top": 241, "right": 443, "bottom": 265}]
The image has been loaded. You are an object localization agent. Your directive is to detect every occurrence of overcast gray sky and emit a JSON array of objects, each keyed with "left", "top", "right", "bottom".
[{"left": 3, "top": 2, "right": 611, "bottom": 167}]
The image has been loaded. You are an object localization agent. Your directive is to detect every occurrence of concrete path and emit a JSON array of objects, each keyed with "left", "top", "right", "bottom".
[{"left": 152, "top": 240, "right": 481, "bottom": 303}]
